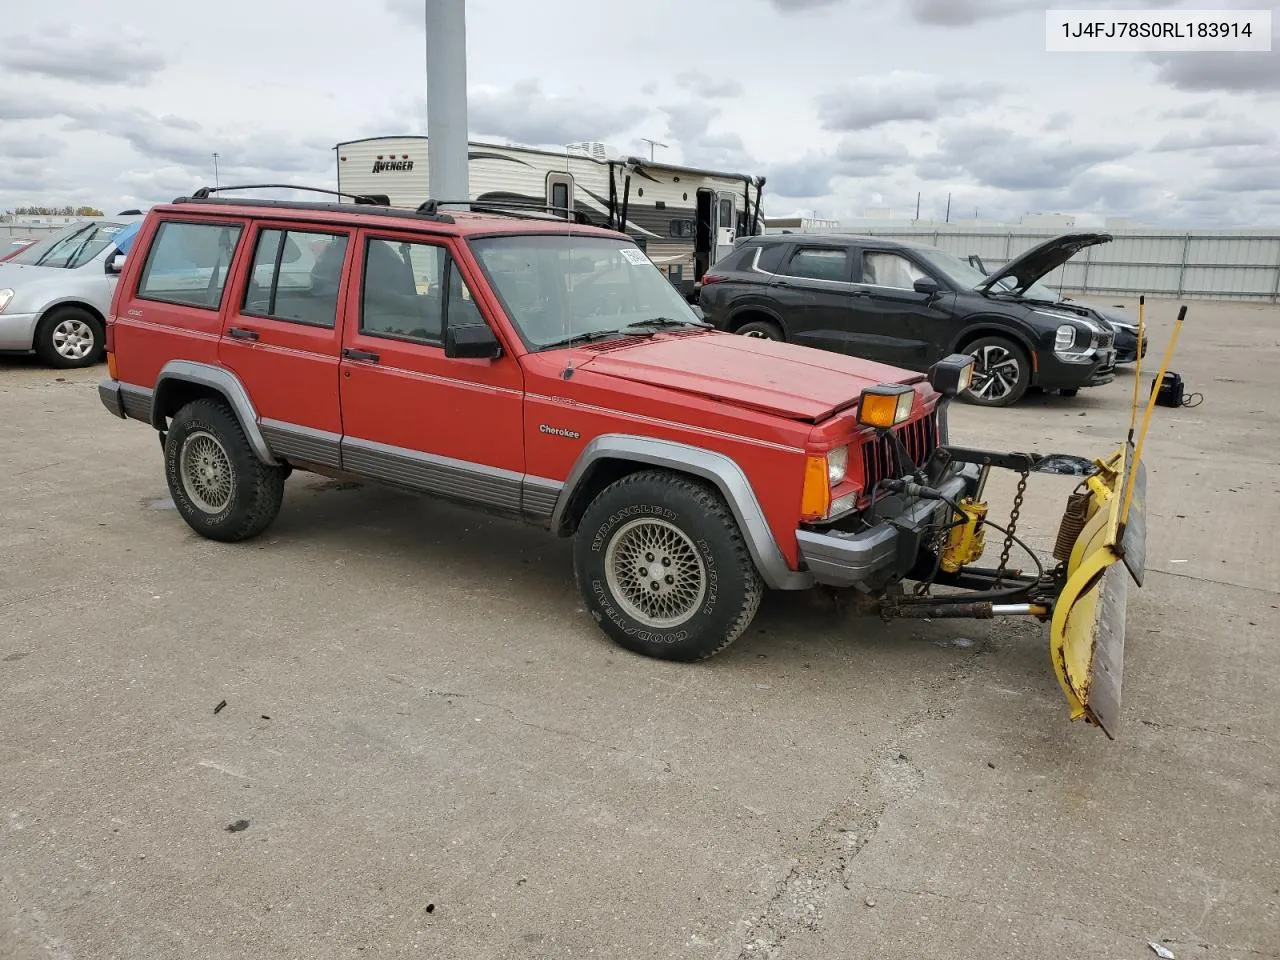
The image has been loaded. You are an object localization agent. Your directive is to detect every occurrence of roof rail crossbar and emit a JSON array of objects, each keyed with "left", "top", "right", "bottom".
[
  {"left": 417, "top": 198, "right": 597, "bottom": 226},
  {"left": 187, "top": 184, "right": 390, "bottom": 205}
]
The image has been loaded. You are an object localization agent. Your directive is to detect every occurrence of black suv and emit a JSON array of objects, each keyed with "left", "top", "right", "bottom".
[{"left": 698, "top": 232, "right": 1117, "bottom": 406}]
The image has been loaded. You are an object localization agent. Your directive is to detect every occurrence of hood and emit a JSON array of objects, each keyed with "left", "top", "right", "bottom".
[
  {"left": 976, "top": 232, "right": 1112, "bottom": 296},
  {"left": 576, "top": 331, "right": 926, "bottom": 422}
]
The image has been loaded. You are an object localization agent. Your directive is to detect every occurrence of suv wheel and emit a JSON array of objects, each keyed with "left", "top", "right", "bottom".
[
  {"left": 574, "top": 470, "right": 763, "bottom": 662},
  {"left": 164, "top": 399, "right": 286, "bottom": 542},
  {"left": 34, "top": 307, "right": 103, "bottom": 368},
  {"left": 735, "top": 319, "right": 782, "bottom": 340},
  {"left": 960, "top": 336, "right": 1031, "bottom": 407}
]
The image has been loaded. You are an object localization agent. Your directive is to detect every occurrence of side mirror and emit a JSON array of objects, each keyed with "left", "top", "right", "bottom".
[
  {"left": 105, "top": 253, "right": 127, "bottom": 275},
  {"left": 928, "top": 353, "right": 976, "bottom": 397},
  {"left": 913, "top": 276, "right": 940, "bottom": 297},
  {"left": 445, "top": 324, "right": 502, "bottom": 360}
]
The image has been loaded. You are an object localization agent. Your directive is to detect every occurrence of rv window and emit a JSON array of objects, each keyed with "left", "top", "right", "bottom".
[
  {"left": 668, "top": 219, "right": 694, "bottom": 238},
  {"left": 550, "top": 182, "right": 569, "bottom": 217},
  {"left": 718, "top": 198, "right": 734, "bottom": 228}
]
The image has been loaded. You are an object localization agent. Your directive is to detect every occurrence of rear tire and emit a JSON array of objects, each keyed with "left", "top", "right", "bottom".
[
  {"left": 33, "top": 306, "right": 103, "bottom": 368},
  {"left": 960, "top": 335, "right": 1031, "bottom": 407},
  {"left": 734, "top": 319, "right": 782, "bottom": 341},
  {"left": 573, "top": 470, "right": 763, "bottom": 662},
  {"left": 164, "top": 399, "right": 286, "bottom": 542}
]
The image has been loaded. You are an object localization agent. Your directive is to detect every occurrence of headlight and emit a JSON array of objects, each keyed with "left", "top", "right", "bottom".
[
  {"left": 827, "top": 444, "right": 848, "bottom": 486},
  {"left": 1055, "top": 324, "right": 1076, "bottom": 351},
  {"left": 856, "top": 384, "right": 915, "bottom": 429},
  {"left": 0, "top": 289, "right": 13, "bottom": 313}
]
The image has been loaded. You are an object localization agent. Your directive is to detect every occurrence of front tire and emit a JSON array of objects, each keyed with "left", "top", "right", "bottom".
[
  {"left": 573, "top": 470, "right": 763, "bottom": 662},
  {"left": 33, "top": 307, "right": 103, "bottom": 368},
  {"left": 960, "top": 336, "right": 1031, "bottom": 407},
  {"left": 164, "top": 399, "right": 286, "bottom": 542}
]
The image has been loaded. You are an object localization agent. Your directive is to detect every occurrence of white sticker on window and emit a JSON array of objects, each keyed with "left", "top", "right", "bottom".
[{"left": 619, "top": 247, "right": 650, "bottom": 266}]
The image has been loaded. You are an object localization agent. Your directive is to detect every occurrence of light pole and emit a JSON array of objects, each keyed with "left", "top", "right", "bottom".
[
  {"left": 424, "top": 0, "right": 469, "bottom": 207},
  {"left": 640, "top": 138, "right": 668, "bottom": 162},
  {"left": 212, "top": 152, "right": 220, "bottom": 190}
]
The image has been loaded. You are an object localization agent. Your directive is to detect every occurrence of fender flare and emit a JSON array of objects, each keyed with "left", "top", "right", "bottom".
[
  {"left": 949, "top": 319, "right": 1040, "bottom": 366},
  {"left": 552, "top": 434, "right": 813, "bottom": 591},
  {"left": 153, "top": 360, "right": 278, "bottom": 465}
]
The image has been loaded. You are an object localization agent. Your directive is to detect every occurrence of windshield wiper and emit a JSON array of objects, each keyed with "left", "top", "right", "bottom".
[
  {"left": 625, "top": 316, "right": 709, "bottom": 330},
  {"left": 539, "top": 329, "right": 629, "bottom": 351}
]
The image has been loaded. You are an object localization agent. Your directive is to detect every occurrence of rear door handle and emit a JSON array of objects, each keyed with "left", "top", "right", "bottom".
[
  {"left": 342, "top": 347, "right": 380, "bottom": 363},
  {"left": 228, "top": 327, "right": 259, "bottom": 341}
]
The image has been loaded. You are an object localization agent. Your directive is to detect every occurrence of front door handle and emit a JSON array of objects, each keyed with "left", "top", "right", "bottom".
[
  {"left": 228, "top": 327, "right": 259, "bottom": 341},
  {"left": 342, "top": 347, "right": 380, "bottom": 363}
]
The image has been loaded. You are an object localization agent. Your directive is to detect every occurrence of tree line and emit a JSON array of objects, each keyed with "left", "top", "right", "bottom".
[{"left": 1, "top": 206, "right": 105, "bottom": 218}]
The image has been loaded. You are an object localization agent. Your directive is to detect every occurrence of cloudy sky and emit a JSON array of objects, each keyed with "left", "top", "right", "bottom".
[{"left": 0, "top": 0, "right": 1277, "bottom": 226}]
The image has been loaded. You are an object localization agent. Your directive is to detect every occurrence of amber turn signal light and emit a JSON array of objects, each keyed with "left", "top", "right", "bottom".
[{"left": 856, "top": 384, "right": 915, "bottom": 429}]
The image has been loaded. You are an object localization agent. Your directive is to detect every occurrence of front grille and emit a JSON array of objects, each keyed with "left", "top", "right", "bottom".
[
  {"left": 1097, "top": 329, "right": 1115, "bottom": 349},
  {"left": 859, "top": 409, "right": 940, "bottom": 494}
]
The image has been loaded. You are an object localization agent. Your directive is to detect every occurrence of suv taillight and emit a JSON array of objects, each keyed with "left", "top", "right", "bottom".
[{"left": 700, "top": 274, "right": 727, "bottom": 286}]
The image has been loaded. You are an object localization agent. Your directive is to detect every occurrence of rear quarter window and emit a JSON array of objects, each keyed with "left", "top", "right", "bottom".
[
  {"left": 137, "top": 221, "right": 244, "bottom": 311},
  {"left": 754, "top": 243, "right": 787, "bottom": 274}
]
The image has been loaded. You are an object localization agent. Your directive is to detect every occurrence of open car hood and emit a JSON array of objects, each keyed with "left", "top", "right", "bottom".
[
  {"left": 578, "top": 331, "right": 926, "bottom": 422},
  {"left": 976, "top": 232, "right": 1112, "bottom": 296}
]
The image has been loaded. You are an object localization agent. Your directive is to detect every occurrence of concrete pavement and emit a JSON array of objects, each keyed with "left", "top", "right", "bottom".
[{"left": 2, "top": 297, "right": 1277, "bottom": 959}]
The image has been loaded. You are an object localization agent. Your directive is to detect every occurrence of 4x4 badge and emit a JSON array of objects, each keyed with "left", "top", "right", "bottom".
[{"left": 539, "top": 424, "right": 580, "bottom": 440}]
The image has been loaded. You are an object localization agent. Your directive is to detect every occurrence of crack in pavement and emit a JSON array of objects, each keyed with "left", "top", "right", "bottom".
[{"left": 734, "top": 641, "right": 995, "bottom": 959}]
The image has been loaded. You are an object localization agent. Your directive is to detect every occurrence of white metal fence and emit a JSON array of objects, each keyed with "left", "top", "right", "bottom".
[{"left": 795, "top": 225, "right": 1280, "bottom": 302}]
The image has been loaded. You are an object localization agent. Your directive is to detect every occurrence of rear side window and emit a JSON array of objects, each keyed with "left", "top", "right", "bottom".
[
  {"left": 138, "top": 221, "right": 244, "bottom": 310},
  {"left": 782, "top": 246, "right": 850, "bottom": 282},
  {"left": 242, "top": 229, "right": 349, "bottom": 329}
]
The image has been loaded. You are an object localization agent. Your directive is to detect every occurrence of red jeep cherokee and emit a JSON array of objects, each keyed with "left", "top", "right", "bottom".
[{"left": 97, "top": 187, "right": 994, "bottom": 663}]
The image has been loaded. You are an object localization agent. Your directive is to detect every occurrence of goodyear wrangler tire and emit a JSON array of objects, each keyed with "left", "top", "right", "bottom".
[
  {"left": 573, "top": 470, "right": 764, "bottom": 662},
  {"left": 163, "top": 399, "right": 286, "bottom": 543}
]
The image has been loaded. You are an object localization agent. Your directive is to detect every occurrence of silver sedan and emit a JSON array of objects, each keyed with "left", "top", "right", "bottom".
[{"left": 0, "top": 218, "right": 141, "bottom": 368}]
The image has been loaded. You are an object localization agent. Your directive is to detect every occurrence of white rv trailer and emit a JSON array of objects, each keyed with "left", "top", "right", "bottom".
[{"left": 334, "top": 136, "right": 766, "bottom": 299}]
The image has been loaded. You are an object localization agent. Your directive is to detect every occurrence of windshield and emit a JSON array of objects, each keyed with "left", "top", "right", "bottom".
[
  {"left": 468, "top": 234, "right": 702, "bottom": 350},
  {"left": 9, "top": 221, "right": 130, "bottom": 269},
  {"left": 913, "top": 248, "right": 991, "bottom": 289}
]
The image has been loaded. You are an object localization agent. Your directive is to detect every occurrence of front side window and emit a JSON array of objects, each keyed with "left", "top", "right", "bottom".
[
  {"left": 469, "top": 234, "right": 703, "bottom": 350},
  {"left": 360, "top": 237, "right": 446, "bottom": 344},
  {"left": 137, "top": 221, "right": 243, "bottom": 309},
  {"left": 862, "top": 251, "right": 928, "bottom": 290},
  {"left": 242, "top": 229, "right": 348, "bottom": 328},
  {"left": 784, "top": 246, "right": 850, "bottom": 282},
  {"left": 10, "top": 221, "right": 130, "bottom": 269}
]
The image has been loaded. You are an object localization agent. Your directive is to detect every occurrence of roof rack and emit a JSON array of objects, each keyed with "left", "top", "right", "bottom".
[
  {"left": 188, "top": 183, "right": 390, "bottom": 205},
  {"left": 171, "top": 184, "right": 455, "bottom": 223},
  {"left": 417, "top": 198, "right": 598, "bottom": 226}
]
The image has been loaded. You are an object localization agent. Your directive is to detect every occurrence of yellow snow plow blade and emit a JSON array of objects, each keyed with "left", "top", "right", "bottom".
[{"left": 1049, "top": 443, "right": 1146, "bottom": 738}]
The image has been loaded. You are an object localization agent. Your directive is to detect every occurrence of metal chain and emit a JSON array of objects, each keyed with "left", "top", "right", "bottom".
[{"left": 994, "top": 468, "right": 1029, "bottom": 586}]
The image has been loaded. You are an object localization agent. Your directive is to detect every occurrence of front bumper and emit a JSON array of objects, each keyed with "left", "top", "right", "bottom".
[
  {"left": 1114, "top": 331, "right": 1147, "bottom": 364},
  {"left": 1034, "top": 348, "right": 1116, "bottom": 390},
  {"left": 796, "top": 462, "right": 983, "bottom": 590},
  {"left": 0, "top": 312, "right": 39, "bottom": 352}
]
